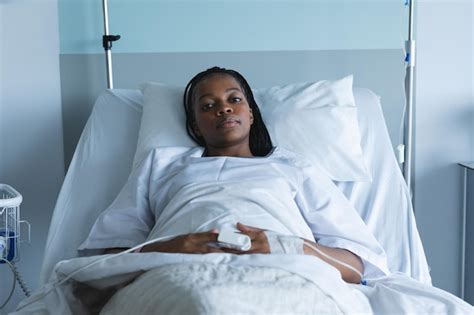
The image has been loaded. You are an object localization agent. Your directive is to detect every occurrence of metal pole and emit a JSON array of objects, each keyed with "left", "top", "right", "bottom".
[
  {"left": 461, "top": 167, "right": 467, "bottom": 299},
  {"left": 102, "top": 0, "right": 114, "bottom": 89},
  {"left": 404, "top": 0, "right": 415, "bottom": 195}
]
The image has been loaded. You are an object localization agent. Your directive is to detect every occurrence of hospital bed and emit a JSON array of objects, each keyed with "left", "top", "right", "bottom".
[{"left": 13, "top": 82, "right": 472, "bottom": 313}]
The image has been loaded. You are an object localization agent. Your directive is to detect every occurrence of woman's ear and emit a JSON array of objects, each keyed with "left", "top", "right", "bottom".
[{"left": 249, "top": 108, "right": 254, "bottom": 125}]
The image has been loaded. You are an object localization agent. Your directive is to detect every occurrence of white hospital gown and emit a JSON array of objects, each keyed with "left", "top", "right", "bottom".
[{"left": 79, "top": 146, "right": 390, "bottom": 279}]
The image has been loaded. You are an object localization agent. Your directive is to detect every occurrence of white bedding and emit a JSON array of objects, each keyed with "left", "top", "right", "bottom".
[
  {"left": 337, "top": 89, "right": 431, "bottom": 284},
  {"left": 17, "top": 253, "right": 472, "bottom": 314},
  {"left": 80, "top": 146, "right": 390, "bottom": 279},
  {"left": 39, "top": 88, "right": 430, "bottom": 286},
  {"left": 101, "top": 263, "right": 344, "bottom": 314},
  {"left": 25, "top": 88, "right": 472, "bottom": 314}
]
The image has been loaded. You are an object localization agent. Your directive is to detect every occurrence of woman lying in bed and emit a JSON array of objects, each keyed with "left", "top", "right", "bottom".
[{"left": 79, "top": 67, "right": 389, "bottom": 284}]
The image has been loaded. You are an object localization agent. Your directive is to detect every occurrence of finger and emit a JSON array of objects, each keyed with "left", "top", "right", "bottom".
[
  {"left": 195, "top": 229, "right": 219, "bottom": 236},
  {"left": 237, "top": 223, "right": 268, "bottom": 242},
  {"left": 206, "top": 246, "right": 226, "bottom": 253},
  {"left": 245, "top": 239, "right": 270, "bottom": 254},
  {"left": 236, "top": 222, "right": 262, "bottom": 232},
  {"left": 194, "top": 230, "right": 219, "bottom": 242},
  {"left": 236, "top": 223, "right": 262, "bottom": 239}
]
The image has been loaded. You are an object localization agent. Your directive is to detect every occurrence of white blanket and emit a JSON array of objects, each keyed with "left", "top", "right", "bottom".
[
  {"left": 101, "top": 263, "right": 344, "bottom": 314},
  {"left": 15, "top": 253, "right": 370, "bottom": 314},
  {"left": 80, "top": 146, "right": 390, "bottom": 279},
  {"left": 14, "top": 253, "right": 472, "bottom": 314}
]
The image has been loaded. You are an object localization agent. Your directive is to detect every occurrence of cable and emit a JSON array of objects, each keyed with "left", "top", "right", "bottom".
[
  {"left": 18, "top": 234, "right": 363, "bottom": 310},
  {"left": 16, "top": 234, "right": 182, "bottom": 311},
  {"left": 303, "top": 241, "right": 363, "bottom": 281},
  {"left": 11, "top": 262, "right": 31, "bottom": 297},
  {"left": 56, "top": 234, "right": 180, "bottom": 288},
  {"left": 0, "top": 258, "right": 17, "bottom": 310}
]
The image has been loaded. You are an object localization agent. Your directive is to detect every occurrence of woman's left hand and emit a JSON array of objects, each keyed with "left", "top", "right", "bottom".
[{"left": 222, "top": 222, "right": 270, "bottom": 254}]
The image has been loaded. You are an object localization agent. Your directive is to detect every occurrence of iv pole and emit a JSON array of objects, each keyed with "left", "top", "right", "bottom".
[
  {"left": 403, "top": 0, "right": 415, "bottom": 195},
  {"left": 101, "top": 0, "right": 120, "bottom": 89},
  {"left": 100, "top": 0, "right": 416, "bottom": 191}
]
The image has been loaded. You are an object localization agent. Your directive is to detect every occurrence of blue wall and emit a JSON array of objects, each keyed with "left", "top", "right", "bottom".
[{"left": 58, "top": 0, "right": 408, "bottom": 54}]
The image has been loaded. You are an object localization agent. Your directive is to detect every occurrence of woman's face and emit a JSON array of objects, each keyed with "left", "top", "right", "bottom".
[{"left": 192, "top": 74, "right": 254, "bottom": 153}]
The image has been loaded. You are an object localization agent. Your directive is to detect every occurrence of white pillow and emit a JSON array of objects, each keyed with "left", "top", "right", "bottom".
[{"left": 135, "top": 75, "right": 371, "bottom": 182}]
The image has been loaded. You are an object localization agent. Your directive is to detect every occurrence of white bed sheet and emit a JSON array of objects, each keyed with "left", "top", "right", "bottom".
[
  {"left": 40, "top": 87, "right": 430, "bottom": 286},
  {"left": 21, "top": 252, "right": 472, "bottom": 314}
]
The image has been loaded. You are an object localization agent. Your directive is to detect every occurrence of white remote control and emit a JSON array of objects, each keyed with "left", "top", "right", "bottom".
[{"left": 217, "top": 228, "right": 251, "bottom": 251}]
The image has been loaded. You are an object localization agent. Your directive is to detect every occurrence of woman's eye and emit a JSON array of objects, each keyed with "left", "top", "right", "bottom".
[
  {"left": 231, "top": 97, "right": 242, "bottom": 103},
  {"left": 201, "top": 103, "right": 213, "bottom": 111}
]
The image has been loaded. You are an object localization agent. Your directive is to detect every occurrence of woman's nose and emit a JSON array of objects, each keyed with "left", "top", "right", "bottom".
[{"left": 216, "top": 103, "right": 233, "bottom": 115}]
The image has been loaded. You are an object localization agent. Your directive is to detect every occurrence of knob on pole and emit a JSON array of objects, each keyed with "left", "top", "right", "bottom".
[
  {"left": 103, "top": 35, "right": 121, "bottom": 51},
  {"left": 102, "top": 0, "right": 121, "bottom": 89}
]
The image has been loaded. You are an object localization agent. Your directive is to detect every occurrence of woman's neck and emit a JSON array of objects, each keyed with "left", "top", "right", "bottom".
[{"left": 204, "top": 145, "right": 253, "bottom": 157}]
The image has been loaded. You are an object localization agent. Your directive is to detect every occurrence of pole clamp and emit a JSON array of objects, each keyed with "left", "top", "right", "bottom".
[
  {"left": 405, "top": 40, "right": 416, "bottom": 67},
  {"left": 102, "top": 34, "right": 121, "bottom": 50}
]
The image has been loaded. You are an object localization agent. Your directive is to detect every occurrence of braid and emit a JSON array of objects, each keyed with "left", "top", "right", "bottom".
[{"left": 183, "top": 67, "right": 273, "bottom": 156}]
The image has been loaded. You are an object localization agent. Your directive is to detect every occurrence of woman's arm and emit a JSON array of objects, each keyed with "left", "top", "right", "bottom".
[
  {"left": 302, "top": 239, "right": 363, "bottom": 284},
  {"left": 103, "top": 230, "right": 224, "bottom": 255},
  {"left": 294, "top": 163, "right": 390, "bottom": 280},
  {"left": 235, "top": 223, "right": 363, "bottom": 284},
  {"left": 141, "top": 230, "right": 222, "bottom": 253}
]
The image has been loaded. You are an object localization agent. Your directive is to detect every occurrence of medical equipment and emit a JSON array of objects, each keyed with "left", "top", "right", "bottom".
[
  {"left": 216, "top": 228, "right": 251, "bottom": 251},
  {"left": 0, "top": 184, "right": 32, "bottom": 309},
  {"left": 403, "top": 0, "right": 416, "bottom": 194},
  {"left": 0, "top": 184, "right": 30, "bottom": 263}
]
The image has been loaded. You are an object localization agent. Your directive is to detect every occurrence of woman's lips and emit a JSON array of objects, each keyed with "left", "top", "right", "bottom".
[{"left": 217, "top": 117, "right": 240, "bottom": 129}]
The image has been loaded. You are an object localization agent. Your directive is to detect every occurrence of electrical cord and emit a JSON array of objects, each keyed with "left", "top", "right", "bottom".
[
  {"left": 0, "top": 257, "right": 31, "bottom": 308},
  {"left": 17, "top": 233, "right": 365, "bottom": 311},
  {"left": 11, "top": 262, "right": 31, "bottom": 297},
  {"left": 0, "top": 258, "right": 17, "bottom": 310},
  {"left": 303, "top": 241, "right": 363, "bottom": 280},
  {"left": 56, "top": 234, "right": 180, "bottom": 288},
  {"left": 16, "top": 234, "right": 182, "bottom": 311}
]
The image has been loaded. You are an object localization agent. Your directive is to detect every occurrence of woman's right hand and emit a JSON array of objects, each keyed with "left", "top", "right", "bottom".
[{"left": 140, "top": 229, "right": 225, "bottom": 254}]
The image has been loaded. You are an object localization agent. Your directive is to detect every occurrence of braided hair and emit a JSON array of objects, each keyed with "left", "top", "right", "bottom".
[{"left": 183, "top": 67, "right": 273, "bottom": 157}]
